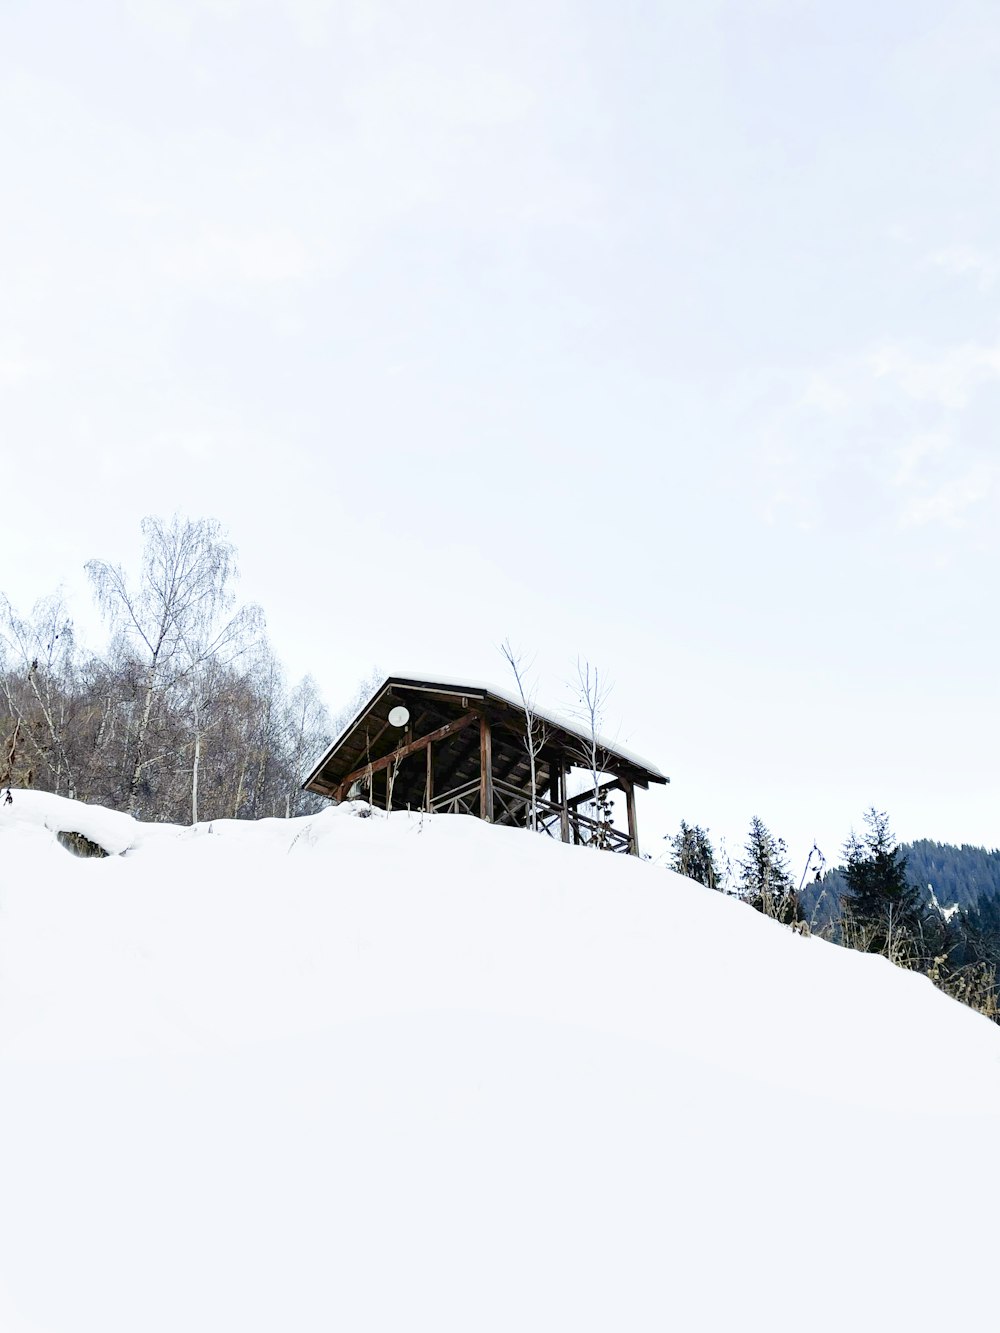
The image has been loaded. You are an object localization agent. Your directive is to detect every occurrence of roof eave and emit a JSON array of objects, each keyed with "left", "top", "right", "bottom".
[{"left": 302, "top": 673, "right": 668, "bottom": 794}]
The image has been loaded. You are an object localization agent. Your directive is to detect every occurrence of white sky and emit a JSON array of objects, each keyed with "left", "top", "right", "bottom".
[{"left": 3, "top": 0, "right": 999, "bottom": 871}]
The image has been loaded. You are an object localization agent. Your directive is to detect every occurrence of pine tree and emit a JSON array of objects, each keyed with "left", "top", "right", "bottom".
[
  {"left": 737, "top": 816, "right": 799, "bottom": 924},
  {"left": 668, "top": 821, "right": 720, "bottom": 890},
  {"left": 841, "top": 809, "right": 924, "bottom": 957}
]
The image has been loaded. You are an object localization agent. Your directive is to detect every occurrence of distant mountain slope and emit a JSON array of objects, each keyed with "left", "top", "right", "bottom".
[
  {"left": 801, "top": 838, "right": 1000, "bottom": 925},
  {"left": 905, "top": 839, "right": 1000, "bottom": 909}
]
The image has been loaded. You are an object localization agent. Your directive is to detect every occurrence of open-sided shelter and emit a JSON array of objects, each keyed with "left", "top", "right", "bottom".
[{"left": 303, "top": 674, "right": 668, "bottom": 856}]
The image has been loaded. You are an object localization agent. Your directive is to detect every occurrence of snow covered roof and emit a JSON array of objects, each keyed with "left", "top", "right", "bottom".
[
  {"left": 393, "top": 672, "right": 668, "bottom": 781},
  {"left": 303, "top": 673, "right": 668, "bottom": 803}
]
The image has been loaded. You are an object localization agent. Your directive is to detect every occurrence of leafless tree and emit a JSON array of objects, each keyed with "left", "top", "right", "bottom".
[
  {"left": 283, "top": 674, "right": 331, "bottom": 817},
  {"left": 1, "top": 718, "right": 22, "bottom": 788},
  {"left": 87, "top": 516, "right": 262, "bottom": 816},
  {"left": 572, "top": 658, "right": 612, "bottom": 801},
  {"left": 0, "top": 517, "right": 356, "bottom": 824},
  {"left": 328, "top": 667, "right": 383, "bottom": 737},
  {"left": 570, "top": 657, "right": 616, "bottom": 848},
  {"left": 178, "top": 610, "right": 265, "bottom": 824},
  {"left": 243, "top": 644, "right": 285, "bottom": 819},
  {"left": 500, "top": 638, "right": 548, "bottom": 832},
  {"left": 0, "top": 593, "right": 79, "bottom": 796}
]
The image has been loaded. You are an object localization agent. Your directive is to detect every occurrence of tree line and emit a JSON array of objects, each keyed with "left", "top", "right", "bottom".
[
  {"left": 0, "top": 516, "right": 369, "bottom": 824},
  {"left": 667, "top": 811, "right": 1000, "bottom": 1024}
]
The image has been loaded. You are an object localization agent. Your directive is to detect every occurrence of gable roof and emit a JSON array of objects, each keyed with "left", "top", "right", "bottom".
[{"left": 303, "top": 673, "right": 668, "bottom": 802}]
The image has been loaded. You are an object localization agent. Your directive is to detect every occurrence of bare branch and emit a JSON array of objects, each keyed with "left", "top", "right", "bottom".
[{"left": 500, "top": 638, "right": 548, "bottom": 832}]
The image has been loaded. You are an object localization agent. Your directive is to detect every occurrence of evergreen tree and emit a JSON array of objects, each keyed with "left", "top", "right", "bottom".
[
  {"left": 668, "top": 820, "right": 720, "bottom": 890},
  {"left": 737, "top": 816, "right": 799, "bottom": 924},
  {"left": 841, "top": 808, "right": 924, "bottom": 956}
]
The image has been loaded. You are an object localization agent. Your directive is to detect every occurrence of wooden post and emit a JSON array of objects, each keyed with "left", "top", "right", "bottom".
[
  {"left": 425, "top": 742, "right": 433, "bottom": 813},
  {"left": 623, "top": 778, "right": 639, "bottom": 856},
  {"left": 558, "top": 762, "right": 569, "bottom": 844},
  {"left": 480, "top": 715, "right": 494, "bottom": 822}
]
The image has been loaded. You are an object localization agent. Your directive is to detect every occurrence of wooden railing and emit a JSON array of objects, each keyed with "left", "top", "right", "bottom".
[
  {"left": 491, "top": 779, "right": 633, "bottom": 853},
  {"left": 429, "top": 779, "right": 480, "bottom": 815},
  {"left": 422, "top": 773, "right": 633, "bottom": 853}
]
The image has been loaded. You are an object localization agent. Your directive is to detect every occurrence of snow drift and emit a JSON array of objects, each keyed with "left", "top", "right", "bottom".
[{"left": 1, "top": 792, "right": 999, "bottom": 1332}]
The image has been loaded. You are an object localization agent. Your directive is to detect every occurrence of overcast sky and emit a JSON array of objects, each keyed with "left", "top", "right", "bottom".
[{"left": 3, "top": 0, "right": 999, "bottom": 868}]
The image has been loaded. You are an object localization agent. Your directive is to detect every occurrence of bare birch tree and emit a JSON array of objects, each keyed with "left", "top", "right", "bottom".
[
  {"left": 573, "top": 659, "right": 612, "bottom": 801},
  {"left": 0, "top": 518, "right": 343, "bottom": 822},
  {"left": 500, "top": 638, "right": 547, "bottom": 832},
  {"left": 0, "top": 593, "right": 79, "bottom": 796},
  {"left": 571, "top": 657, "right": 616, "bottom": 847},
  {"left": 176, "top": 605, "right": 263, "bottom": 824},
  {"left": 283, "top": 674, "right": 331, "bottom": 817},
  {"left": 87, "top": 516, "right": 262, "bottom": 816}
]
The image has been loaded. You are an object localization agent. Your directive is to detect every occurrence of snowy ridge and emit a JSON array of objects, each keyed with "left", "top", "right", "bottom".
[{"left": 1, "top": 792, "right": 999, "bottom": 1332}]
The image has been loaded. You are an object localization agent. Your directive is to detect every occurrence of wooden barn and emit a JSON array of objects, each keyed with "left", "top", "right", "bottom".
[{"left": 302, "top": 674, "right": 668, "bottom": 856}]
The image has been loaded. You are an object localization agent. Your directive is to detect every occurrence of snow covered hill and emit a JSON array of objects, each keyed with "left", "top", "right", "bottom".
[{"left": 2, "top": 792, "right": 999, "bottom": 1332}]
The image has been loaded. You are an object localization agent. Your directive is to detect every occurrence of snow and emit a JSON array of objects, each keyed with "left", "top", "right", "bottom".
[
  {"left": 928, "top": 882, "right": 962, "bottom": 922},
  {"left": 2, "top": 791, "right": 1000, "bottom": 1331}
]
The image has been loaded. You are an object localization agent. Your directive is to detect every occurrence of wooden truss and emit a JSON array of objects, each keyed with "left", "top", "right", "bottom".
[{"left": 323, "top": 706, "right": 645, "bottom": 856}]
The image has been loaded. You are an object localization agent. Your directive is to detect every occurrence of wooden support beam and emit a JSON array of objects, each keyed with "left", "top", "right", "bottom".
[
  {"left": 495, "top": 743, "right": 528, "bottom": 791},
  {"left": 558, "top": 762, "right": 569, "bottom": 844},
  {"left": 431, "top": 746, "right": 476, "bottom": 807},
  {"left": 623, "top": 779, "right": 639, "bottom": 857},
  {"left": 480, "top": 715, "right": 494, "bottom": 822},
  {"left": 425, "top": 742, "right": 433, "bottom": 813},
  {"left": 333, "top": 711, "right": 479, "bottom": 800},
  {"left": 362, "top": 716, "right": 394, "bottom": 758},
  {"left": 565, "top": 777, "right": 623, "bottom": 811}
]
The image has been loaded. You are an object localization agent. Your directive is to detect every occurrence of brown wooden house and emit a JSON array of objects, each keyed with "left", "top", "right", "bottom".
[{"left": 302, "top": 674, "right": 668, "bottom": 856}]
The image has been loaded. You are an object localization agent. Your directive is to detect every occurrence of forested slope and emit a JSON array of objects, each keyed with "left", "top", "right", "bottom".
[
  {"left": 1, "top": 516, "right": 368, "bottom": 824},
  {"left": 803, "top": 839, "right": 1000, "bottom": 921}
]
